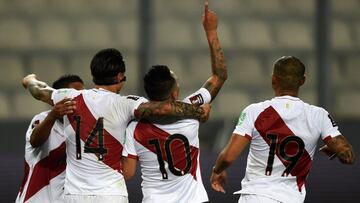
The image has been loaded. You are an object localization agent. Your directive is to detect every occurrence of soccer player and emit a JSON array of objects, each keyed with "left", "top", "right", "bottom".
[
  {"left": 16, "top": 75, "right": 84, "bottom": 203},
  {"left": 22, "top": 48, "right": 210, "bottom": 203},
  {"left": 121, "top": 2, "right": 226, "bottom": 203},
  {"left": 210, "top": 56, "right": 355, "bottom": 203}
]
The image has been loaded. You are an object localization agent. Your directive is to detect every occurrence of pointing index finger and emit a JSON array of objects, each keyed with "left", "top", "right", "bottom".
[{"left": 205, "top": 0, "right": 209, "bottom": 14}]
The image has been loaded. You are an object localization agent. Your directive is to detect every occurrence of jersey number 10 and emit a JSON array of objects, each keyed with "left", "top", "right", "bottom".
[{"left": 149, "top": 134, "right": 192, "bottom": 179}]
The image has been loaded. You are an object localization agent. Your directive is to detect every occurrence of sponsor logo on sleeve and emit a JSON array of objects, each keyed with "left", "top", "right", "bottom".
[
  {"left": 189, "top": 94, "right": 204, "bottom": 105},
  {"left": 237, "top": 112, "right": 246, "bottom": 126}
]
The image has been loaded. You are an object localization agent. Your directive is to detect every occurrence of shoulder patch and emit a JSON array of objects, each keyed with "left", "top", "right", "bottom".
[{"left": 237, "top": 112, "right": 246, "bottom": 126}]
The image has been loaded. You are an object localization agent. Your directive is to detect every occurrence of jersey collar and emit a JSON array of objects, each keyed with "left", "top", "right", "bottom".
[{"left": 274, "top": 95, "right": 301, "bottom": 101}]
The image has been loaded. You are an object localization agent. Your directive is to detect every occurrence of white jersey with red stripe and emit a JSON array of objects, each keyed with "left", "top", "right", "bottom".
[
  {"left": 16, "top": 111, "right": 66, "bottom": 203},
  {"left": 123, "top": 88, "right": 211, "bottom": 203},
  {"left": 233, "top": 95, "right": 341, "bottom": 203},
  {"left": 51, "top": 88, "right": 146, "bottom": 196}
]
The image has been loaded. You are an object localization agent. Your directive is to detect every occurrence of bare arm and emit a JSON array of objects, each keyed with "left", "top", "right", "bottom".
[
  {"left": 135, "top": 101, "right": 211, "bottom": 124},
  {"left": 30, "top": 98, "right": 76, "bottom": 148},
  {"left": 321, "top": 135, "right": 355, "bottom": 164},
  {"left": 121, "top": 157, "right": 137, "bottom": 180},
  {"left": 210, "top": 134, "right": 250, "bottom": 193},
  {"left": 22, "top": 74, "right": 54, "bottom": 105},
  {"left": 202, "top": 2, "right": 227, "bottom": 101}
]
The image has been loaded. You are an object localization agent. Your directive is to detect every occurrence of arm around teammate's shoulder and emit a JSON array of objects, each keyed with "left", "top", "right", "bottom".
[{"left": 135, "top": 101, "right": 211, "bottom": 124}]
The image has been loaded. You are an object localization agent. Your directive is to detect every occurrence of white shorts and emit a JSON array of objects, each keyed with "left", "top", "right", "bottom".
[
  {"left": 238, "top": 194, "right": 282, "bottom": 203},
  {"left": 64, "top": 194, "right": 128, "bottom": 203}
]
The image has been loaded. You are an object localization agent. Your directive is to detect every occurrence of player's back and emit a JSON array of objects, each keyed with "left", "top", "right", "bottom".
[
  {"left": 51, "top": 88, "right": 144, "bottom": 196},
  {"left": 234, "top": 95, "right": 341, "bottom": 202},
  {"left": 123, "top": 88, "right": 212, "bottom": 203},
  {"left": 126, "top": 119, "right": 208, "bottom": 203},
  {"left": 16, "top": 111, "right": 66, "bottom": 203}
]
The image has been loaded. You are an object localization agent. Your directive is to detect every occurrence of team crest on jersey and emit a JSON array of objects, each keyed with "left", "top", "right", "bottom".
[
  {"left": 237, "top": 112, "right": 246, "bottom": 126},
  {"left": 189, "top": 94, "right": 204, "bottom": 105},
  {"left": 328, "top": 114, "right": 338, "bottom": 127}
]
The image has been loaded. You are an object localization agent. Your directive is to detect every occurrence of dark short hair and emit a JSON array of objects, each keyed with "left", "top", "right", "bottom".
[
  {"left": 52, "top": 74, "right": 84, "bottom": 89},
  {"left": 144, "top": 65, "right": 176, "bottom": 101},
  {"left": 90, "top": 48, "right": 125, "bottom": 85},
  {"left": 273, "top": 56, "right": 305, "bottom": 90}
]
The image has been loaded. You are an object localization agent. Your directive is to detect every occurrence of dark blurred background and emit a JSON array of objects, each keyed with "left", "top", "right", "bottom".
[{"left": 0, "top": 0, "right": 359, "bottom": 202}]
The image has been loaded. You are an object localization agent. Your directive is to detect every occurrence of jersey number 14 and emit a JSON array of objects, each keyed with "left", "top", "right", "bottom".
[{"left": 74, "top": 116, "right": 108, "bottom": 161}]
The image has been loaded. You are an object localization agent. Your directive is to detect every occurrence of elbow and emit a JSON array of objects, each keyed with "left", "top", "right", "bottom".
[
  {"left": 29, "top": 137, "right": 41, "bottom": 148},
  {"left": 216, "top": 68, "right": 227, "bottom": 82}
]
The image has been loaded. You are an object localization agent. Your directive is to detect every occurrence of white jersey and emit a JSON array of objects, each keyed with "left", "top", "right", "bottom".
[
  {"left": 233, "top": 96, "right": 341, "bottom": 203},
  {"left": 51, "top": 88, "right": 146, "bottom": 196},
  {"left": 123, "top": 88, "right": 211, "bottom": 203},
  {"left": 16, "top": 111, "right": 66, "bottom": 203}
]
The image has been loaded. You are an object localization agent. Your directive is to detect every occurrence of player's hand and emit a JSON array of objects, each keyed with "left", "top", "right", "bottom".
[
  {"left": 49, "top": 98, "right": 76, "bottom": 119},
  {"left": 22, "top": 74, "right": 47, "bottom": 89},
  {"left": 199, "top": 103, "right": 211, "bottom": 123},
  {"left": 202, "top": 0, "right": 218, "bottom": 32},
  {"left": 210, "top": 170, "right": 227, "bottom": 193},
  {"left": 319, "top": 145, "right": 337, "bottom": 160}
]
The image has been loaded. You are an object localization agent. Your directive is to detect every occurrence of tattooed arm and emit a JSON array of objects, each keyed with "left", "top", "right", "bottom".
[
  {"left": 22, "top": 74, "right": 54, "bottom": 105},
  {"left": 135, "top": 101, "right": 211, "bottom": 124},
  {"left": 320, "top": 135, "right": 355, "bottom": 164},
  {"left": 202, "top": 2, "right": 227, "bottom": 101}
]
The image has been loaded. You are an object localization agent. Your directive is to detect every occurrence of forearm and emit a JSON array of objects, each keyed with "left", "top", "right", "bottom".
[
  {"left": 121, "top": 157, "right": 137, "bottom": 180},
  {"left": 30, "top": 115, "right": 57, "bottom": 148},
  {"left": 23, "top": 74, "right": 54, "bottom": 105},
  {"left": 213, "top": 134, "right": 250, "bottom": 173},
  {"left": 203, "top": 31, "right": 227, "bottom": 100},
  {"left": 135, "top": 101, "right": 205, "bottom": 124},
  {"left": 326, "top": 135, "right": 355, "bottom": 164},
  {"left": 213, "top": 151, "right": 232, "bottom": 174},
  {"left": 207, "top": 31, "right": 227, "bottom": 81}
]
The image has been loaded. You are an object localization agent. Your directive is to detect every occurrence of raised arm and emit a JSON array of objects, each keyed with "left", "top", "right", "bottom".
[
  {"left": 22, "top": 74, "right": 54, "bottom": 105},
  {"left": 30, "top": 98, "right": 76, "bottom": 148},
  {"left": 320, "top": 135, "right": 355, "bottom": 164},
  {"left": 202, "top": 1, "right": 227, "bottom": 101},
  {"left": 135, "top": 101, "right": 211, "bottom": 124},
  {"left": 210, "top": 134, "right": 250, "bottom": 193}
]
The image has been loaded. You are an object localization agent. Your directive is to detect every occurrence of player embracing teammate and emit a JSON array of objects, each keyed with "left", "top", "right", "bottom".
[{"left": 121, "top": 1, "right": 226, "bottom": 203}]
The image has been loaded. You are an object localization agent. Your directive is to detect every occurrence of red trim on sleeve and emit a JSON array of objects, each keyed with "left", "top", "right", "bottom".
[
  {"left": 244, "top": 134, "right": 252, "bottom": 141},
  {"left": 323, "top": 135, "right": 332, "bottom": 143},
  {"left": 127, "top": 154, "right": 139, "bottom": 160}
]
